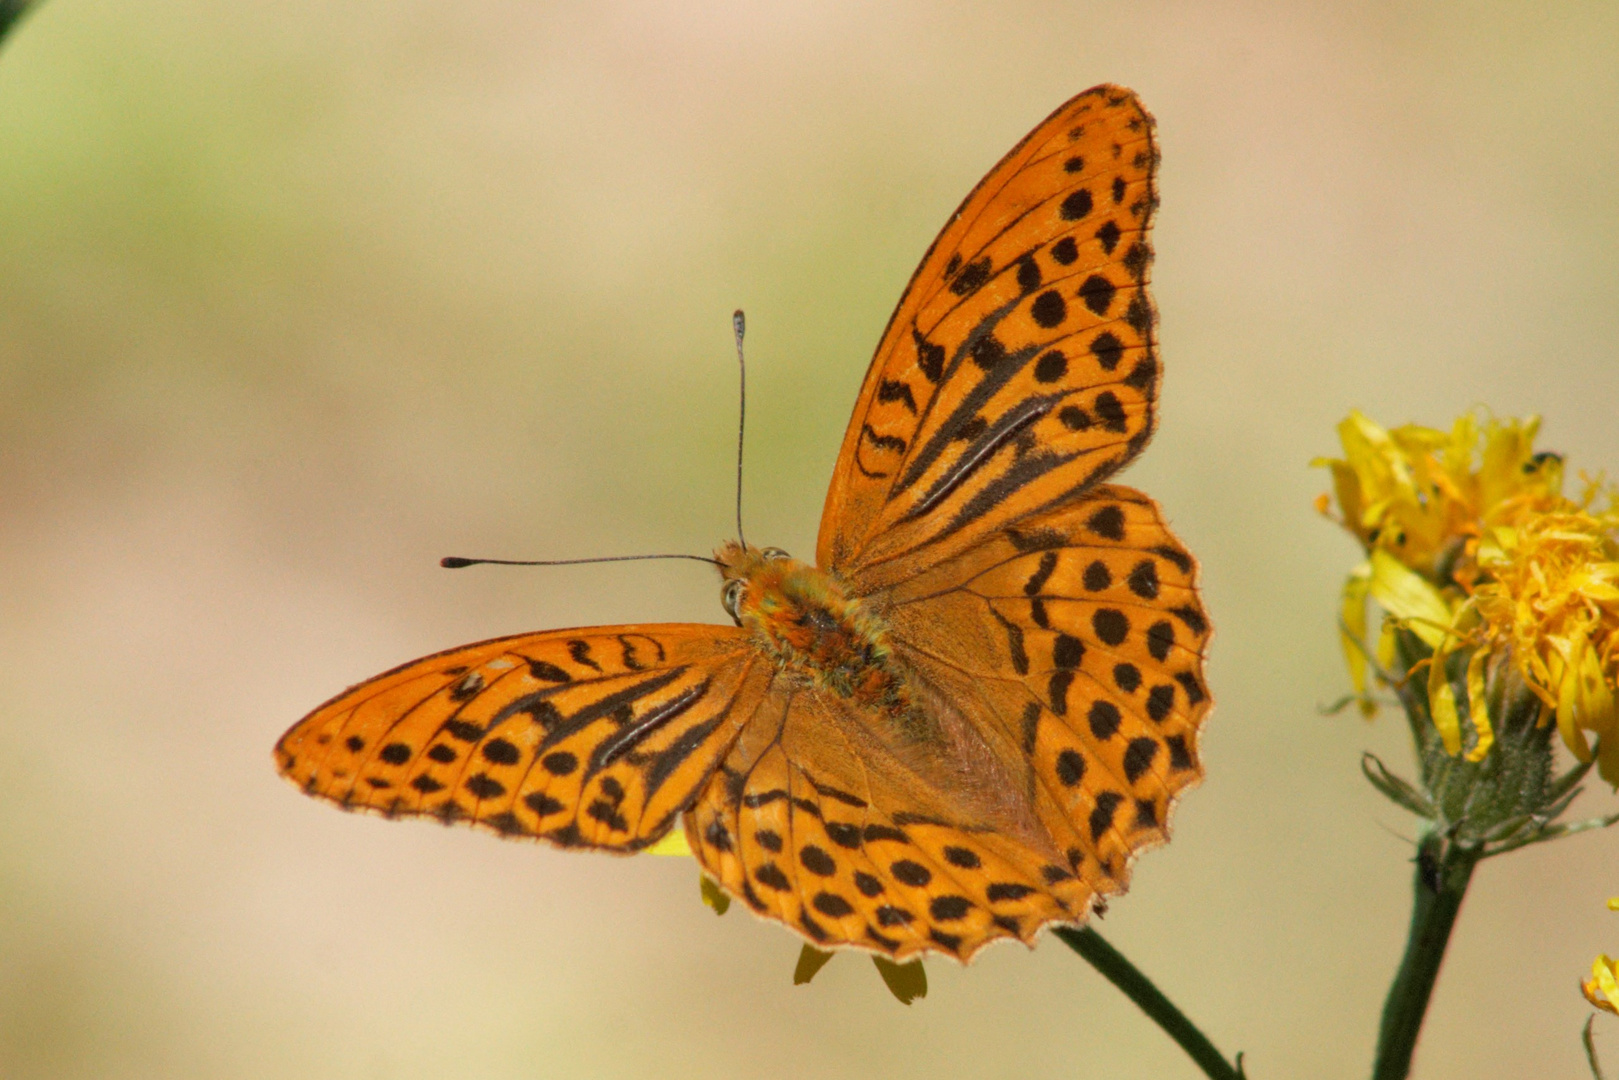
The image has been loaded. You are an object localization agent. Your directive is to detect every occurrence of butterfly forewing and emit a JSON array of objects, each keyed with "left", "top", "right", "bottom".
[
  {"left": 276, "top": 626, "right": 766, "bottom": 850},
  {"left": 818, "top": 85, "right": 1160, "bottom": 588},
  {"left": 881, "top": 485, "right": 1211, "bottom": 894}
]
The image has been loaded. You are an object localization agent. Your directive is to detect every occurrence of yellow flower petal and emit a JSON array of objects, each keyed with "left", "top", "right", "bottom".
[
  {"left": 1339, "top": 562, "right": 1375, "bottom": 715},
  {"left": 1464, "top": 647, "right": 1493, "bottom": 762},
  {"left": 1369, "top": 549, "right": 1454, "bottom": 648},
  {"left": 645, "top": 829, "right": 693, "bottom": 856},
  {"left": 1555, "top": 641, "right": 1595, "bottom": 763},
  {"left": 1590, "top": 955, "right": 1619, "bottom": 1014},
  {"left": 1428, "top": 638, "right": 1463, "bottom": 755}
]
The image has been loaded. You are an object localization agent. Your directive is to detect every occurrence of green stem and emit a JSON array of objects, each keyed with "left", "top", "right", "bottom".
[
  {"left": 1371, "top": 831, "right": 1480, "bottom": 1080},
  {"left": 0, "top": 1, "right": 35, "bottom": 49},
  {"left": 1054, "top": 926, "right": 1245, "bottom": 1080},
  {"left": 1586, "top": 1015, "right": 1607, "bottom": 1080}
]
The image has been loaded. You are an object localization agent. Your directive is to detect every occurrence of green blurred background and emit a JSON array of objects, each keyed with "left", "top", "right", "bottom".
[{"left": 2, "top": 2, "right": 1618, "bottom": 1077}]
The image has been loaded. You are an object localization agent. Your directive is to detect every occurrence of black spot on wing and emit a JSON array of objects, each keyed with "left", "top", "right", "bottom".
[
  {"left": 1172, "top": 605, "right": 1208, "bottom": 635},
  {"left": 1023, "top": 551, "right": 1058, "bottom": 595},
  {"left": 1034, "top": 350, "right": 1067, "bottom": 383},
  {"left": 1152, "top": 545, "right": 1192, "bottom": 573},
  {"left": 1090, "top": 332, "right": 1123, "bottom": 372},
  {"left": 863, "top": 424, "right": 907, "bottom": 456},
  {"left": 1095, "top": 220, "right": 1121, "bottom": 255},
  {"left": 950, "top": 256, "right": 993, "bottom": 296},
  {"left": 1077, "top": 275, "right": 1117, "bottom": 316},
  {"left": 878, "top": 379, "right": 918, "bottom": 414},
  {"left": 1176, "top": 671, "right": 1207, "bottom": 705},
  {"left": 912, "top": 326, "right": 945, "bottom": 384},
  {"left": 1060, "top": 188, "right": 1093, "bottom": 220},
  {"left": 1125, "top": 292, "right": 1153, "bottom": 335},
  {"left": 1089, "top": 791, "right": 1123, "bottom": 840},
  {"left": 481, "top": 739, "right": 519, "bottom": 765},
  {"left": 566, "top": 639, "right": 602, "bottom": 672},
  {"left": 1086, "top": 505, "right": 1125, "bottom": 540},
  {"left": 1123, "top": 241, "right": 1151, "bottom": 281},
  {"left": 1123, "top": 737, "right": 1159, "bottom": 783},
  {"left": 1016, "top": 254, "right": 1042, "bottom": 292}
]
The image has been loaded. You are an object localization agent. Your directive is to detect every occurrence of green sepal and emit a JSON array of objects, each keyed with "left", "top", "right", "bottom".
[
  {"left": 872, "top": 955, "right": 927, "bottom": 1004},
  {"left": 792, "top": 944, "right": 835, "bottom": 985},
  {"left": 699, "top": 875, "right": 731, "bottom": 916},
  {"left": 1361, "top": 752, "right": 1435, "bottom": 818}
]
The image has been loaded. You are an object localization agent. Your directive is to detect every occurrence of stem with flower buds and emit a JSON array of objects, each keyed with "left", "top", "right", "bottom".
[
  {"left": 1055, "top": 926, "right": 1246, "bottom": 1080},
  {"left": 1371, "top": 830, "right": 1481, "bottom": 1080}
]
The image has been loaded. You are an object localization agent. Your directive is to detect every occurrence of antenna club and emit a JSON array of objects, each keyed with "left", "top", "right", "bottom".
[{"left": 440, "top": 557, "right": 473, "bottom": 568}]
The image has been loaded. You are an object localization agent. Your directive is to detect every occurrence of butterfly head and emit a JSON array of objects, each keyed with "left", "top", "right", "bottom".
[{"left": 714, "top": 541, "right": 798, "bottom": 628}]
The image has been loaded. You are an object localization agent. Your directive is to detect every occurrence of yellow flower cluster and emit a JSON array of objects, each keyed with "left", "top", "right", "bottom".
[{"left": 1318, "top": 410, "right": 1619, "bottom": 782}]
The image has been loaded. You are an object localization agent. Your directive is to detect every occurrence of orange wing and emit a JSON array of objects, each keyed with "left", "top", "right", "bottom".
[
  {"left": 817, "top": 85, "right": 1159, "bottom": 590},
  {"left": 276, "top": 626, "right": 771, "bottom": 851},
  {"left": 881, "top": 485, "right": 1211, "bottom": 897},
  {"left": 683, "top": 685, "right": 1095, "bottom": 962}
]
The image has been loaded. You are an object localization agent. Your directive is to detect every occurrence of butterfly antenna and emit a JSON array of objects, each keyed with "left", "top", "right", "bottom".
[
  {"left": 732, "top": 309, "right": 749, "bottom": 549},
  {"left": 441, "top": 553, "right": 720, "bottom": 569}
]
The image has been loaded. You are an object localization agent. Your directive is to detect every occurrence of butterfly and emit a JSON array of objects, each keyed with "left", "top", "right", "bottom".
[{"left": 276, "top": 84, "right": 1210, "bottom": 963}]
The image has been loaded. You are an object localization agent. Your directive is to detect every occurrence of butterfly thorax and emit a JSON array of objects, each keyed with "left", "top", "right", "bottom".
[{"left": 717, "top": 541, "right": 910, "bottom": 714}]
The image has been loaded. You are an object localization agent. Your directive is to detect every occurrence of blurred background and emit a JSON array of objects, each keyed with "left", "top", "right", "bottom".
[{"left": 2, "top": 2, "right": 1617, "bottom": 1077}]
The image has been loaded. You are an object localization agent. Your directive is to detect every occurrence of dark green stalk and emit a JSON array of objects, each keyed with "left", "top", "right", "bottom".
[
  {"left": 0, "top": 1, "right": 34, "bottom": 49},
  {"left": 1054, "top": 926, "right": 1245, "bottom": 1080},
  {"left": 1370, "top": 831, "right": 1480, "bottom": 1080}
]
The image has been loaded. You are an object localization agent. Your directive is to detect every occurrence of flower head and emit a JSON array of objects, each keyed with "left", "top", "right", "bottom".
[{"left": 1319, "top": 410, "right": 1619, "bottom": 782}]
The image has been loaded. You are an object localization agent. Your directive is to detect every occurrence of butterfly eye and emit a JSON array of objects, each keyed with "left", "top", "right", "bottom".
[
  {"left": 722, "top": 579, "right": 747, "bottom": 624},
  {"left": 760, "top": 547, "right": 791, "bottom": 561}
]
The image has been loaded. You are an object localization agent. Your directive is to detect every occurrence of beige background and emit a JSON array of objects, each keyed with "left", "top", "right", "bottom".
[{"left": 3, "top": 2, "right": 1618, "bottom": 1077}]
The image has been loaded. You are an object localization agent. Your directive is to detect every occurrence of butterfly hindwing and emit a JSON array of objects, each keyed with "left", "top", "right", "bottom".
[
  {"left": 819, "top": 85, "right": 1160, "bottom": 588},
  {"left": 880, "top": 485, "right": 1210, "bottom": 897},
  {"left": 276, "top": 626, "right": 768, "bottom": 851},
  {"left": 684, "top": 686, "right": 1095, "bottom": 960}
]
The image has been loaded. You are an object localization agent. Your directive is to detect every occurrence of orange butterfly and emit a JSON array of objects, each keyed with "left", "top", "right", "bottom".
[{"left": 276, "top": 84, "right": 1210, "bottom": 962}]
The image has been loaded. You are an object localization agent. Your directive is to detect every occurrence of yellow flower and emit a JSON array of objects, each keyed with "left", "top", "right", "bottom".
[
  {"left": 1317, "top": 411, "right": 1561, "bottom": 719},
  {"left": 1320, "top": 410, "right": 1619, "bottom": 778},
  {"left": 1585, "top": 954, "right": 1619, "bottom": 1015}
]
